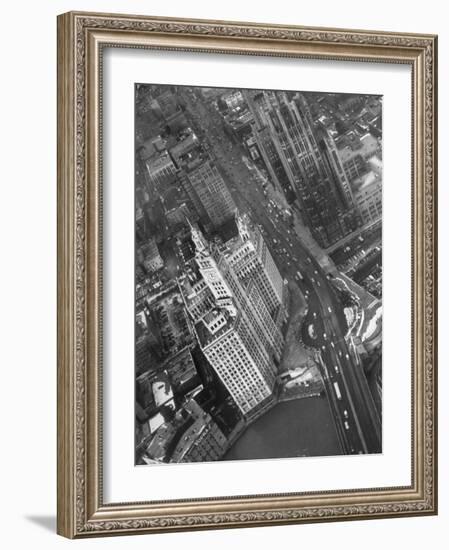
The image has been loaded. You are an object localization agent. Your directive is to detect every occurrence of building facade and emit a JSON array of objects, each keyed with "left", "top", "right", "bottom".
[
  {"left": 353, "top": 171, "right": 382, "bottom": 225},
  {"left": 224, "top": 213, "right": 286, "bottom": 320},
  {"left": 199, "top": 314, "right": 275, "bottom": 418}
]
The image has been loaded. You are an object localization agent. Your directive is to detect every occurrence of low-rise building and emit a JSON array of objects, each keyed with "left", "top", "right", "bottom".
[
  {"left": 164, "top": 348, "right": 199, "bottom": 393},
  {"left": 170, "top": 400, "right": 228, "bottom": 462}
]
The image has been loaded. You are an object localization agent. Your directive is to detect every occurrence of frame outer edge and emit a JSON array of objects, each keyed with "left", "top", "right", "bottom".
[
  {"left": 57, "top": 12, "right": 77, "bottom": 539},
  {"left": 56, "top": 10, "right": 438, "bottom": 537},
  {"left": 431, "top": 35, "right": 439, "bottom": 515}
]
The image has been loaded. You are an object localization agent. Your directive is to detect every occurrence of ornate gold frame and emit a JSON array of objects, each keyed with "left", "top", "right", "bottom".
[{"left": 57, "top": 11, "right": 438, "bottom": 538}]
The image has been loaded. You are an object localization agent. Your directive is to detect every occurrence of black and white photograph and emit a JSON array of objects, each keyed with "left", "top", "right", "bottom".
[{"left": 134, "top": 84, "right": 383, "bottom": 465}]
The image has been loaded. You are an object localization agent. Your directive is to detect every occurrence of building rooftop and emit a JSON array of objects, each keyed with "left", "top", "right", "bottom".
[
  {"left": 368, "top": 155, "right": 382, "bottom": 174},
  {"left": 353, "top": 170, "right": 382, "bottom": 193},
  {"left": 211, "top": 217, "right": 239, "bottom": 244},
  {"left": 169, "top": 129, "right": 200, "bottom": 167},
  {"left": 337, "top": 132, "right": 379, "bottom": 163},
  {"left": 194, "top": 309, "right": 235, "bottom": 348},
  {"left": 163, "top": 347, "right": 198, "bottom": 389},
  {"left": 225, "top": 109, "right": 253, "bottom": 131},
  {"left": 145, "top": 150, "right": 175, "bottom": 175}
]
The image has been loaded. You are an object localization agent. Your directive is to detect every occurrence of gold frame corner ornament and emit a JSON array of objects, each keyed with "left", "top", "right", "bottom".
[{"left": 57, "top": 10, "right": 438, "bottom": 539}]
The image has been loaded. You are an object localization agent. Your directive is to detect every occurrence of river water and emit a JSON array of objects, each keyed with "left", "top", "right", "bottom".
[{"left": 222, "top": 395, "right": 342, "bottom": 461}]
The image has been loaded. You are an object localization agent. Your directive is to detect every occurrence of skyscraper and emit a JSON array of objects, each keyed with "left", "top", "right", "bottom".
[
  {"left": 179, "top": 222, "right": 283, "bottom": 419},
  {"left": 246, "top": 90, "right": 356, "bottom": 247},
  {"left": 243, "top": 90, "right": 296, "bottom": 202},
  {"left": 180, "top": 155, "right": 236, "bottom": 230}
]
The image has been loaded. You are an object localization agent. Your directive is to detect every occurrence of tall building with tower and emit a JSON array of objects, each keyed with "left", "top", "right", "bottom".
[{"left": 179, "top": 219, "right": 285, "bottom": 419}]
